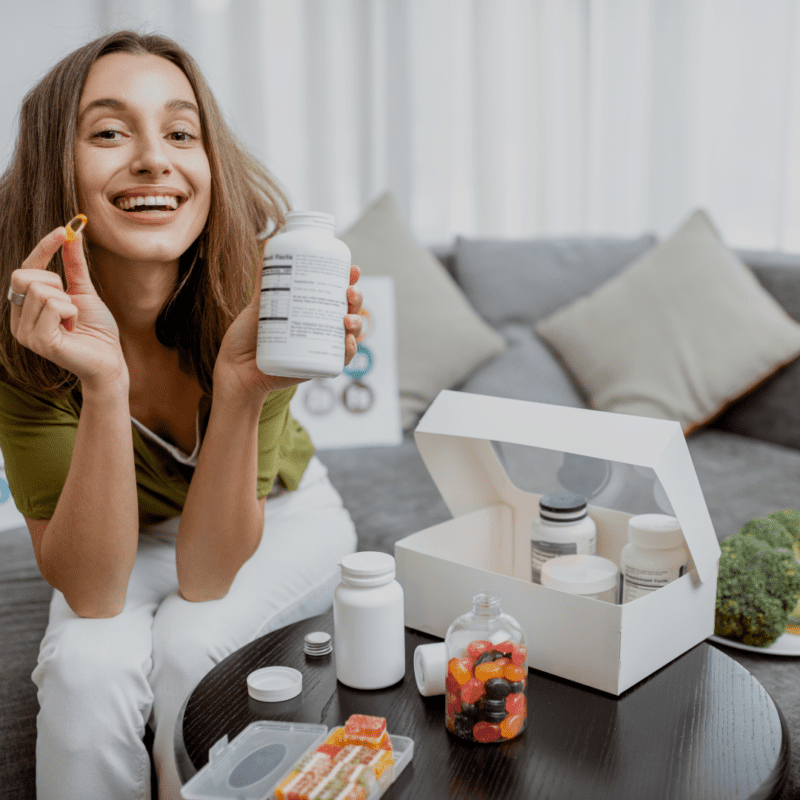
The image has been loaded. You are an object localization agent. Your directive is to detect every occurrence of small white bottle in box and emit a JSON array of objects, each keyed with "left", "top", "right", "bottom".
[
  {"left": 531, "top": 493, "right": 597, "bottom": 584},
  {"left": 256, "top": 211, "right": 351, "bottom": 378},
  {"left": 620, "top": 514, "right": 690, "bottom": 603}
]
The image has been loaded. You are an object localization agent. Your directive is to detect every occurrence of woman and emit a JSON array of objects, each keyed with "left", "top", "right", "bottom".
[{"left": 0, "top": 30, "right": 362, "bottom": 800}]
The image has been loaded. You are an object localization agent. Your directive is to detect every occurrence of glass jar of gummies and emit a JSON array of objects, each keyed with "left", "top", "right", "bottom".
[{"left": 444, "top": 591, "right": 527, "bottom": 743}]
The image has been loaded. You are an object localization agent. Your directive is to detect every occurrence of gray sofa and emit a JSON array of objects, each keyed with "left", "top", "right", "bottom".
[{"left": 3, "top": 235, "right": 800, "bottom": 798}]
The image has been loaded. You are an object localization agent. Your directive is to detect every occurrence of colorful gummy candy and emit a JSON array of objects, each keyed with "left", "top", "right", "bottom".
[
  {"left": 275, "top": 715, "right": 394, "bottom": 800},
  {"left": 446, "top": 640, "right": 527, "bottom": 742}
]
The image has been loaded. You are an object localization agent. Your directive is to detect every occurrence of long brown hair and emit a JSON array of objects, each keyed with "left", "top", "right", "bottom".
[{"left": 0, "top": 30, "right": 290, "bottom": 396}]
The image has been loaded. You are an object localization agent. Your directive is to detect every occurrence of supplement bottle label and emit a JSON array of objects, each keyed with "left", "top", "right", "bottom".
[
  {"left": 531, "top": 534, "right": 596, "bottom": 584},
  {"left": 620, "top": 563, "right": 687, "bottom": 603},
  {"left": 258, "top": 252, "right": 349, "bottom": 357}
]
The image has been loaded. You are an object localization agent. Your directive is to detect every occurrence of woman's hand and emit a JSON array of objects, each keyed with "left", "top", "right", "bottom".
[
  {"left": 8, "top": 226, "right": 128, "bottom": 393},
  {"left": 214, "top": 263, "right": 364, "bottom": 403}
]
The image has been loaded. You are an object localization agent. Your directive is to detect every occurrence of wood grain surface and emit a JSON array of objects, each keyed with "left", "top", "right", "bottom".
[{"left": 177, "top": 612, "right": 788, "bottom": 800}]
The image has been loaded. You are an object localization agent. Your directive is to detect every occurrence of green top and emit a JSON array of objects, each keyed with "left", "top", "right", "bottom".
[{"left": 0, "top": 380, "right": 314, "bottom": 527}]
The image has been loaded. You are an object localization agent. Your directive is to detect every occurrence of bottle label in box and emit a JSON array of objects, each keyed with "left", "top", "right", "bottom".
[{"left": 531, "top": 535, "right": 596, "bottom": 584}]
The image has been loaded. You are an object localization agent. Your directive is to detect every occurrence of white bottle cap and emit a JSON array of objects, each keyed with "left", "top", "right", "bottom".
[
  {"left": 628, "top": 514, "right": 685, "bottom": 549},
  {"left": 340, "top": 552, "right": 395, "bottom": 587},
  {"left": 246, "top": 667, "right": 303, "bottom": 702},
  {"left": 285, "top": 211, "right": 336, "bottom": 231},
  {"left": 413, "top": 642, "right": 447, "bottom": 696},
  {"left": 540, "top": 554, "right": 618, "bottom": 595}
]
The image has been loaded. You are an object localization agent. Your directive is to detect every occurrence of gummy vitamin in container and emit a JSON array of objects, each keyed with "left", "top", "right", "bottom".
[
  {"left": 531, "top": 492, "right": 597, "bottom": 584},
  {"left": 256, "top": 211, "right": 351, "bottom": 378},
  {"left": 444, "top": 591, "right": 528, "bottom": 743}
]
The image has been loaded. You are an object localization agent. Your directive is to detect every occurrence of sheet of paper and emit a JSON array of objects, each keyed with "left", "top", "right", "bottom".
[{"left": 290, "top": 276, "right": 402, "bottom": 449}]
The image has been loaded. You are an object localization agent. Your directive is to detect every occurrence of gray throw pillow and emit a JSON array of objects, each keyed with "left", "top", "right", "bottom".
[
  {"left": 454, "top": 234, "right": 657, "bottom": 327},
  {"left": 458, "top": 324, "right": 585, "bottom": 409},
  {"left": 535, "top": 209, "right": 800, "bottom": 434}
]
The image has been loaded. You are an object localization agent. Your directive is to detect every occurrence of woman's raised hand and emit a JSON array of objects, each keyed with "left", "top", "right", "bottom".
[
  {"left": 8, "top": 226, "right": 127, "bottom": 393},
  {"left": 214, "top": 263, "right": 364, "bottom": 403}
]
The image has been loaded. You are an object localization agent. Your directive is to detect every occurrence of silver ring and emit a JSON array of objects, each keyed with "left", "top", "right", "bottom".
[{"left": 7, "top": 287, "right": 25, "bottom": 306}]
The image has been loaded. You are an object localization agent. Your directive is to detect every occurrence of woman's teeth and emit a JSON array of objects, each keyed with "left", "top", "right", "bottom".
[{"left": 114, "top": 195, "right": 180, "bottom": 211}]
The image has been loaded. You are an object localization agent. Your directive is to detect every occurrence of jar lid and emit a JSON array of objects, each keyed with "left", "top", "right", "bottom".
[
  {"left": 340, "top": 552, "right": 395, "bottom": 585},
  {"left": 246, "top": 667, "right": 303, "bottom": 702},
  {"left": 540, "top": 554, "right": 618, "bottom": 595},
  {"left": 539, "top": 492, "right": 588, "bottom": 522},
  {"left": 628, "top": 514, "right": 684, "bottom": 549},
  {"left": 285, "top": 211, "right": 336, "bottom": 231}
]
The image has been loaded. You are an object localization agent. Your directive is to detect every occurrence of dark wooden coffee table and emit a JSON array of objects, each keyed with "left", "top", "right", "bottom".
[{"left": 175, "top": 611, "right": 789, "bottom": 799}]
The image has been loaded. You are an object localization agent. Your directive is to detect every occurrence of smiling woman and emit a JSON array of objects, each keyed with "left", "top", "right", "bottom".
[{"left": 0, "top": 29, "right": 363, "bottom": 800}]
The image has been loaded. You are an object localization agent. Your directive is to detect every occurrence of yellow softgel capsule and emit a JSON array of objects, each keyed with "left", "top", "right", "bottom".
[{"left": 64, "top": 214, "right": 87, "bottom": 243}]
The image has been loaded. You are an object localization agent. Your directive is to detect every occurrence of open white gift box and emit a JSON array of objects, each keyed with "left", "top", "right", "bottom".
[{"left": 394, "top": 390, "right": 722, "bottom": 696}]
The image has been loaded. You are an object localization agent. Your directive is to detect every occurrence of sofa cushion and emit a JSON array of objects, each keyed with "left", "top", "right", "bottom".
[
  {"left": 535, "top": 210, "right": 800, "bottom": 434},
  {"left": 453, "top": 233, "right": 657, "bottom": 327},
  {"left": 457, "top": 324, "right": 585, "bottom": 408},
  {"left": 340, "top": 193, "right": 505, "bottom": 430},
  {"left": 0, "top": 525, "right": 50, "bottom": 796},
  {"left": 711, "top": 261, "right": 800, "bottom": 451},
  {"left": 686, "top": 428, "right": 800, "bottom": 542}
]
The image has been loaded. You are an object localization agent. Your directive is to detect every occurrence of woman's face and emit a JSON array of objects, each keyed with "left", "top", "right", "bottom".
[{"left": 75, "top": 52, "right": 212, "bottom": 269}]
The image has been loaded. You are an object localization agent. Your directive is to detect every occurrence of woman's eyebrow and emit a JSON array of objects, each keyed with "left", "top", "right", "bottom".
[{"left": 78, "top": 97, "right": 200, "bottom": 123}]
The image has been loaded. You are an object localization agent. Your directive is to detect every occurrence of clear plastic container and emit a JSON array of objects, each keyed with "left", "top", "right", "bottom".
[
  {"left": 256, "top": 211, "right": 351, "bottom": 378},
  {"left": 181, "top": 720, "right": 414, "bottom": 800},
  {"left": 444, "top": 591, "right": 528, "bottom": 743}
]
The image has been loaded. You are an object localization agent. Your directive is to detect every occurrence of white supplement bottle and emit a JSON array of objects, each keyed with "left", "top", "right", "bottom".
[
  {"left": 620, "top": 514, "right": 690, "bottom": 603},
  {"left": 531, "top": 493, "right": 597, "bottom": 584},
  {"left": 540, "top": 554, "right": 619, "bottom": 602},
  {"left": 333, "top": 552, "right": 405, "bottom": 690},
  {"left": 256, "top": 211, "right": 351, "bottom": 378}
]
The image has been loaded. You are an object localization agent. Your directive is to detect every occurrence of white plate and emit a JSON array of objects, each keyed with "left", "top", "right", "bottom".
[{"left": 708, "top": 632, "right": 800, "bottom": 656}]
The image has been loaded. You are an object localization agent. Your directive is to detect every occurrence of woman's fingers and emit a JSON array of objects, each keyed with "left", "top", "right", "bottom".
[
  {"left": 19, "top": 227, "right": 67, "bottom": 272},
  {"left": 62, "top": 228, "right": 97, "bottom": 297},
  {"left": 35, "top": 296, "right": 78, "bottom": 338},
  {"left": 344, "top": 265, "right": 363, "bottom": 363},
  {"left": 12, "top": 282, "right": 76, "bottom": 343}
]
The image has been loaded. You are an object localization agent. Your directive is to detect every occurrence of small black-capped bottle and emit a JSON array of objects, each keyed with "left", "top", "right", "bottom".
[{"left": 531, "top": 492, "right": 597, "bottom": 584}]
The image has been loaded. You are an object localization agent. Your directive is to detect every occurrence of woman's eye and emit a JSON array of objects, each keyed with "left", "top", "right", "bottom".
[
  {"left": 169, "top": 129, "right": 198, "bottom": 143},
  {"left": 91, "top": 129, "right": 125, "bottom": 142}
]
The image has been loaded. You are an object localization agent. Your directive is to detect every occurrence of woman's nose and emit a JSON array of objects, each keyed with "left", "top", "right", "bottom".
[{"left": 130, "top": 132, "right": 172, "bottom": 175}]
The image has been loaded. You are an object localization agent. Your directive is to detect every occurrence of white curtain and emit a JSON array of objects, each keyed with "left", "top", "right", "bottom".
[{"left": 8, "top": 0, "right": 800, "bottom": 249}]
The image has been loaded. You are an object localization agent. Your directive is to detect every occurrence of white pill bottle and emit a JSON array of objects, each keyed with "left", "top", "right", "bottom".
[
  {"left": 619, "top": 514, "right": 690, "bottom": 603},
  {"left": 333, "top": 552, "right": 406, "bottom": 690},
  {"left": 531, "top": 493, "right": 597, "bottom": 584},
  {"left": 256, "top": 211, "right": 351, "bottom": 378}
]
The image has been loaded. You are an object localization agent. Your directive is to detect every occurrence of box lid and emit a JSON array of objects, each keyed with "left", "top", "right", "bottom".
[
  {"left": 180, "top": 721, "right": 328, "bottom": 800},
  {"left": 414, "top": 391, "right": 720, "bottom": 582}
]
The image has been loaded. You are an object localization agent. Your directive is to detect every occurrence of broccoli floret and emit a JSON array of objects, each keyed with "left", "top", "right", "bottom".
[
  {"left": 737, "top": 518, "right": 796, "bottom": 551},
  {"left": 767, "top": 509, "right": 800, "bottom": 620},
  {"left": 715, "top": 535, "right": 800, "bottom": 647},
  {"left": 768, "top": 509, "right": 800, "bottom": 545}
]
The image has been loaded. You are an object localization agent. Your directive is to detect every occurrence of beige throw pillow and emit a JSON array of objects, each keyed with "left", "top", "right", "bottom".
[
  {"left": 536, "top": 209, "right": 800, "bottom": 434},
  {"left": 340, "top": 192, "right": 505, "bottom": 429}
]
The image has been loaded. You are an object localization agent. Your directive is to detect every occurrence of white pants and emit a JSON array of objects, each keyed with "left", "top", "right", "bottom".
[{"left": 32, "top": 457, "right": 357, "bottom": 800}]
